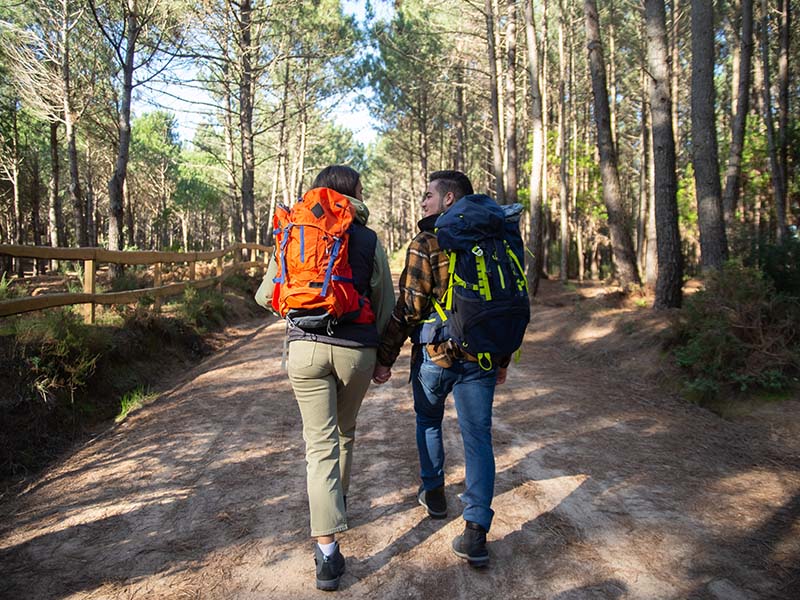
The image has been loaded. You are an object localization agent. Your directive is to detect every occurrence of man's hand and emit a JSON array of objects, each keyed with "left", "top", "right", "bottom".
[
  {"left": 372, "top": 364, "right": 392, "bottom": 385},
  {"left": 496, "top": 367, "right": 508, "bottom": 385}
]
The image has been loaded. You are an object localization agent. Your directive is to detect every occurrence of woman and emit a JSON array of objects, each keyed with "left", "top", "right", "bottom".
[{"left": 259, "top": 165, "right": 394, "bottom": 591}]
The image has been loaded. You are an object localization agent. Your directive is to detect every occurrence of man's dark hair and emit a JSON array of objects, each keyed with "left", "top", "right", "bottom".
[
  {"left": 430, "top": 170, "right": 474, "bottom": 200},
  {"left": 312, "top": 165, "right": 361, "bottom": 198}
]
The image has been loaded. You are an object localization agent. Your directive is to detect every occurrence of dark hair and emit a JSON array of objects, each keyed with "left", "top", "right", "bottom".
[
  {"left": 430, "top": 170, "right": 474, "bottom": 200},
  {"left": 312, "top": 165, "right": 361, "bottom": 198}
]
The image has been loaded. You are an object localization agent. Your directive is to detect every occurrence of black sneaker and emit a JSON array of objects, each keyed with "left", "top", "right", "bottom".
[
  {"left": 452, "top": 521, "right": 489, "bottom": 567},
  {"left": 417, "top": 484, "right": 447, "bottom": 519},
  {"left": 314, "top": 542, "right": 346, "bottom": 591}
]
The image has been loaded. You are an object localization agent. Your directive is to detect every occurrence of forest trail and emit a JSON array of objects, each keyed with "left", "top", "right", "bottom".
[{"left": 1, "top": 280, "right": 798, "bottom": 600}]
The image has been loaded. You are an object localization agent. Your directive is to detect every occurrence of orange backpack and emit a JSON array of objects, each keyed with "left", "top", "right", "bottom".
[{"left": 271, "top": 187, "right": 374, "bottom": 330}]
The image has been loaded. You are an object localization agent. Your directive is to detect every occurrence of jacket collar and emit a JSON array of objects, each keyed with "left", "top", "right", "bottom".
[{"left": 417, "top": 213, "right": 439, "bottom": 232}]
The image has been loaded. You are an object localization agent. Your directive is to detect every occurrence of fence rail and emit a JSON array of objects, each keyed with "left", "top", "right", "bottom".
[{"left": 0, "top": 242, "right": 272, "bottom": 322}]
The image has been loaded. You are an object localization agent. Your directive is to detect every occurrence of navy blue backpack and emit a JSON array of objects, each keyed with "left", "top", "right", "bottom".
[{"left": 420, "top": 194, "right": 530, "bottom": 370}]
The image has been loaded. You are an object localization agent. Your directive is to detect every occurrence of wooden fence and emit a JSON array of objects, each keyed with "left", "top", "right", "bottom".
[{"left": 0, "top": 243, "right": 272, "bottom": 323}]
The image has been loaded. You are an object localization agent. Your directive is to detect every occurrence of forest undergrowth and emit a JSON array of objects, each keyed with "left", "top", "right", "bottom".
[{"left": 0, "top": 273, "right": 265, "bottom": 493}]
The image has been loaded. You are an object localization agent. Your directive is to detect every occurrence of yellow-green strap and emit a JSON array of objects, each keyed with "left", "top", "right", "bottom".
[
  {"left": 432, "top": 297, "right": 448, "bottom": 322},
  {"left": 505, "top": 242, "right": 529, "bottom": 292},
  {"left": 475, "top": 253, "right": 491, "bottom": 300},
  {"left": 477, "top": 352, "right": 493, "bottom": 371},
  {"left": 445, "top": 252, "right": 457, "bottom": 310}
]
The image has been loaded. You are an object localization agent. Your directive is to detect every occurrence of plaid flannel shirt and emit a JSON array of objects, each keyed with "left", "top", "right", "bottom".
[{"left": 376, "top": 215, "right": 455, "bottom": 367}]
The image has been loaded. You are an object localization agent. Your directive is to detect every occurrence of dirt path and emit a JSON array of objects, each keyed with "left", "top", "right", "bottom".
[{"left": 1, "top": 280, "right": 799, "bottom": 599}]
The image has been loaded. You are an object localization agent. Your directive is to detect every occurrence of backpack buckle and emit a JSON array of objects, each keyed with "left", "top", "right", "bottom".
[{"left": 471, "top": 245, "right": 483, "bottom": 257}]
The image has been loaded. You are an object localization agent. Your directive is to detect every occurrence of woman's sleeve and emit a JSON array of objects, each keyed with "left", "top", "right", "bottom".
[
  {"left": 370, "top": 239, "right": 396, "bottom": 334},
  {"left": 254, "top": 251, "right": 278, "bottom": 312}
]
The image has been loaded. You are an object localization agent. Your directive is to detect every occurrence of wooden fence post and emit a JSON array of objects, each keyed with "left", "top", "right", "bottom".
[
  {"left": 189, "top": 260, "right": 196, "bottom": 281},
  {"left": 83, "top": 258, "right": 96, "bottom": 324},
  {"left": 216, "top": 255, "right": 223, "bottom": 291},
  {"left": 153, "top": 262, "right": 162, "bottom": 312}
]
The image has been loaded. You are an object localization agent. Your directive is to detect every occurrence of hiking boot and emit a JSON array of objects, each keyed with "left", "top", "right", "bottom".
[
  {"left": 417, "top": 484, "right": 447, "bottom": 519},
  {"left": 452, "top": 521, "right": 489, "bottom": 567},
  {"left": 314, "top": 542, "right": 346, "bottom": 591}
]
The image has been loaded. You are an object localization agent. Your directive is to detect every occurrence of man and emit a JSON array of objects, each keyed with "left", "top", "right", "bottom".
[{"left": 372, "top": 170, "right": 508, "bottom": 567}]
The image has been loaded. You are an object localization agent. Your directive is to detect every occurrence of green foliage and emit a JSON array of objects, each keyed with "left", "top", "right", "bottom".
[
  {"left": 14, "top": 310, "right": 111, "bottom": 404},
  {"left": 0, "top": 273, "right": 16, "bottom": 300},
  {"left": 671, "top": 262, "right": 800, "bottom": 402},
  {"left": 760, "top": 237, "right": 800, "bottom": 297},
  {"left": 178, "top": 286, "right": 227, "bottom": 329}
]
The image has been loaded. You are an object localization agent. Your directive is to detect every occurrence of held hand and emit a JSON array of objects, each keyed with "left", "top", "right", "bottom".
[
  {"left": 372, "top": 364, "right": 392, "bottom": 385},
  {"left": 496, "top": 367, "right": 508, "bottom": 386}
]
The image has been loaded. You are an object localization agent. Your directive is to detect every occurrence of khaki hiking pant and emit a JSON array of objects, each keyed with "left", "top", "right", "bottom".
[{"left": 287, "top": 340, "right": 376, "bottom": 537}]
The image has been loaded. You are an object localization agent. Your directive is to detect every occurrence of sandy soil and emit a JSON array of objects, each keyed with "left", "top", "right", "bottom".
[{"left": 1, "top": 280, "right": 798, "bottom": 599}]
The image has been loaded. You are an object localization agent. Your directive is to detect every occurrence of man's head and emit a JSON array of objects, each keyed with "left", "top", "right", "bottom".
[
  {"left": 421, "top": 170, "right": 474, "bottom": 218},
  {"left": 312, "top": 165, "right": 363, "bottom": 200}
]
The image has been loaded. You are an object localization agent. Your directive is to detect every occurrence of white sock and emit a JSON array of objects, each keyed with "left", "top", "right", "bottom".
[{"left": 318, "top": 541, "right": 337, "bottom": 557}]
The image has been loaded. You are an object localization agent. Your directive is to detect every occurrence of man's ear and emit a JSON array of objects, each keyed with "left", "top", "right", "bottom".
[{"left": 444, "top": 191, "right": 456, "bottom": 208}]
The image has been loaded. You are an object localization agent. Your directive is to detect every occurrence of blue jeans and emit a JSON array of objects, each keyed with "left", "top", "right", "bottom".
[{"left": 411, "top": 346, "right": 497, "bottom": 532}]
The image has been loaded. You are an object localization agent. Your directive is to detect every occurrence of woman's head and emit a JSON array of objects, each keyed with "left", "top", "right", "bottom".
[{"left": 312, "top": 165, "right": 362, "bottom": 200}]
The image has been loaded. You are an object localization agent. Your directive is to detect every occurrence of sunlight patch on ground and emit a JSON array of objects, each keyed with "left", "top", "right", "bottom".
[{"left": 491, "top": 474, "right": 590, "bottom": 541}]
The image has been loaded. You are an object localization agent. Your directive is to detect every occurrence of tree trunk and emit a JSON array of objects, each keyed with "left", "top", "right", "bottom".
[
  {"left": 239, "top": 0, "right": 257, "bottom": 244},
  {"left": 525, "top": 0, "right": 545, "bottom": 295},
  {"left": 646, "top": 0, "right": 683, "bottom": 308},
  {"left": 723, "top": 0, "right": 753, "bottom": 228},
  {"left": 670, "top": 0, "right": 682, "bottom": 155},
  {"left": 691, "top": 0, "right": 728, "bottom": 270},
  {"left": 608, "top": 0, "right": 618, "bottom": 151},
  {"left": 504, "top": 0, "right": 518, "bottom": 204},
  {"left": 125, "top": 177, "right": 135, "bottom": 248},
  {"left": 759, "top": 0, "right": 788, "bottom": 242},
  {"left": 485, "top": 0, "right": 506, "bottom": 201},
  {"left": 224, "top": 84, "right": 241, "bottom": 244},
  {"left": 777, "top": 0, "right": 790, "bottom": 199},
  {"left": 584, "top": 0, "right": 641, "bottom": 287},
  {"left": 455, "top": 63, "right": 466, "bottom": 171},
  {"left": 30, "top": 152, "right": 43, "bottom": 273},
  {"left": 638, "top": 66, "right": 651, "bottom": 279},
  {"left": 60, "top": 3, "right": 86, "bottom": 248},
  {"left": 107, "top": 0, "right": 138, "bottom": 271},
  {"left": 558, "top": 0, "right": 569, "bottom": 281},
  {"left": 48, "top": 120, "right": 66, "bottom": 252}
]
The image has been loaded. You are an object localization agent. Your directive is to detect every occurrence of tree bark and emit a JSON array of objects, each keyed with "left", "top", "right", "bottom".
[
  {"left": 584, "top": 0, "right": 641, "bottom": 287},
  {"left": 670, "top": 0, "right": 681, "bottom": 154},
  {"left": 504, "top": 0, "right": 518, "bottom": 204},
  {"left": 559, "top": 0, "right": 569, "bottom": 281},
  {"left": 48, "top": 120, "right": 66, "bottom": 250},
  {"left": 524, "top": 0, "right": 545, "bottom": 295},
  {"left": 608, "top": 0, "right": 618, "bottom": 151},
  {"left": 759, "top": 0, "right": 788, "bottom": 242},
  {"left": 239, "top": 0, "right": 257, "bottom": 243},
  {"left": 61, "top": 3, "right": 86, "bottom": 248},
  {"left": 224, "top": 83, "right": 241, "bottom": 244},
  {"left": 723, "top": 0, "right": 753, "bottom": 228},
  {"left": 107, "top": 0, "right": 139, "bottom": 269},
  {"left": 777, "top": 0, "right": 790, "bottom": 198},
  {"left": 691, "top": 0, "right": 728, "bottom": 270},
  {"left": 485, "top": 0, "right": 506, "bottom": 201},
  {"left": 646, "top": 0, "right": 683, "bottom": 308}
]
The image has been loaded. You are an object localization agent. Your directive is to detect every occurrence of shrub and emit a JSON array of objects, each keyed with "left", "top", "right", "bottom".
[
  {"left": 178, "top": 286, "right": 227, "bottom": 329},
  {"left": 109, "top": 270, "right": 144, "bottom": 292},
  {"left": 760, "top": 237, "right": 800, "bottom": 298},
  {"left": 14, "top": 309, "right": 112, "bottom": 404},
  {"left": 671, "top": 261, "right": 800, "bottom": 401}
]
